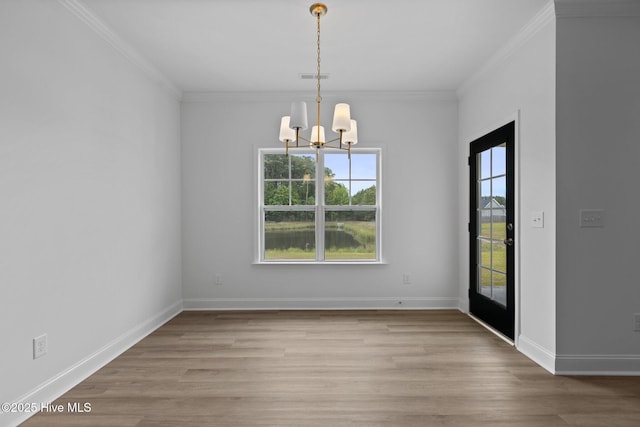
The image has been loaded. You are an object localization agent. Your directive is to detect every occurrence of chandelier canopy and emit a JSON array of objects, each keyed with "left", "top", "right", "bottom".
[{"left": 278, "top": 3, "right": 358, "bottom": 158}]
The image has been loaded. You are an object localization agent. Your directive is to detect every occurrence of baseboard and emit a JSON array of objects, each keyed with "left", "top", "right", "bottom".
[
  {"left": 457, "top": 297, "right": 469, "bottom": 313},
  {"left": 555, "top": 354, "right": 640, "bottom": 376},
  {"left": 183, "top": 297, "right": 459, "bottom": 311},
  {"left": 4, "top": 300, "right": 183, "bottom": 427},
  {"left": 517, "top": 334, "right": 557, "bottom": 374}
]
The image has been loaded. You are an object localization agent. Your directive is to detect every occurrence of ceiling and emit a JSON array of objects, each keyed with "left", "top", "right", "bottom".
[{"left": 81, "top": 0, "right": 550, "bottom": 93}]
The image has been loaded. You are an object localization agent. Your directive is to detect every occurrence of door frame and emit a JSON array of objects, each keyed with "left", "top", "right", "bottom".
[{"left": 466, "top": 112, "right": 520, "bottom": 345}]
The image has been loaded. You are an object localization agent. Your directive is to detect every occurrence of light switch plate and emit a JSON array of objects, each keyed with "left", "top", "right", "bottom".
[
  {"left": 531, "top": 211, "right": 544, "bottom": 228},
  {"left": 579, "top": 209, "right": 605, "bottom": 228}
]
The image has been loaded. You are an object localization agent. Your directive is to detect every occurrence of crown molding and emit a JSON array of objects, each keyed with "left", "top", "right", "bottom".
[
  {"left": 555, "top": 0, "right": 640, "bottom": 17},
  {"left": 181, "top": 90, "right": 458, "bottom": 104},
  {"left": 57, "top": 0, "right": 183, "bottom": 100},
  {"left": 457, "top": 0, "right": 556, "bottom": 97}
]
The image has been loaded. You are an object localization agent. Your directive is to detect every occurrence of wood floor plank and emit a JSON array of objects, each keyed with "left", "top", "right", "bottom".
[{"left": 21, "top": 310, "right": 640, "bottom": 426}]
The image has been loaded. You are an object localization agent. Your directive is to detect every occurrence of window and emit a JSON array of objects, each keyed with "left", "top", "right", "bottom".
[{"left": 258, "top": 148, "right": 381, "bottom": 263}]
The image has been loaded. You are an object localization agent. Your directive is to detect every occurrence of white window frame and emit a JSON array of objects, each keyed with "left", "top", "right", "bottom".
[{"left": 257, "top": 147, "right": 382, "bottom": 264}]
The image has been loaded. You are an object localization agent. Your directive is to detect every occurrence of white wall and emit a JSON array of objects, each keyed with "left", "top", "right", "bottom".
[
  {"left": 457, "top": 6, "right": 557, "bottom": 370},
  {"left": 181, "top": 92, "right": 459, "bottom": 309},
  {"left": 555, "top": 12, "right": 640, "bottom": 373},
  {"left": 0, "top": 1, "right": 182, "bottom": 423}
]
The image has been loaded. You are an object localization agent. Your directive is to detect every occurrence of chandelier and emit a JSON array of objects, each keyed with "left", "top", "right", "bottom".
[{"left": 278, "top": 3, "right": 358, "bottom": 158}]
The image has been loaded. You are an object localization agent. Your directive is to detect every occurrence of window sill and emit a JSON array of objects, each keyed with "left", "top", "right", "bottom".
[{"left": 253, "top": 261, "right": 387, "bottom": 265}]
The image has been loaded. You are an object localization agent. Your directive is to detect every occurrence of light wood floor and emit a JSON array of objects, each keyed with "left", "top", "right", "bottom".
[{"left": 23, "top": 310, "right": 640, "bottom": 426}]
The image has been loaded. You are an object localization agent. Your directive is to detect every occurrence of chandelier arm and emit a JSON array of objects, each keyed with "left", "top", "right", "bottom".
[{"left": 325, "top": 136, "right": 345, "bottom": 144}]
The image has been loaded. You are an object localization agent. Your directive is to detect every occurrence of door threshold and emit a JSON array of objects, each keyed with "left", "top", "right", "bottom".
[{"left": 467, "top": 313, "right": 514, "bottom": 346}]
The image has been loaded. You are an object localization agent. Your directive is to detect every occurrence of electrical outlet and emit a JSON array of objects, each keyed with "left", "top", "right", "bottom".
[
  {"left": 402, "top": 274, "right": 411, "bottom": 285},
  {"left": 579, "top": 209, "right": 605, "bottom": 228},
  {"left": 215, "top": 274, "right": 223, "bottom": 286},
  {"left": 33, "top": 334, "right": 47, "bottom": 359},
  {"left": 634, "top": 314, "right": 640, "bottom": 332}
]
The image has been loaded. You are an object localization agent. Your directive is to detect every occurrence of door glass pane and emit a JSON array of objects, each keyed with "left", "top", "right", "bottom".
[
  {"left": 493, "top": 272, "right": 507, "bottom": 306},
  {"left": 480, "top": 150, "right": 491, "bottom": 179},
  {"left": 264, "top": 211, "right": 315, "bottom": 260},
  {"left": 479, "top": 267, "right": 492, "bottom": 297},
  {"left": 492, "top": 176, "right": 506, "bottom": 199},
  {"left": 492, "top": 242, "right": 506, "bottom": 273},
  {"left": 493, "top": 220, "right": 506, "bottom": 242},
  {"left": 479, "top": 239, "right": 491, "bottom": 268},
  {"left": 325, "top": 211, "right": 376, "bottom": 260},
  {"left": 492, "top": 144, "right": 507, "bottom": 176},
  {"left": 480, "top": 180, "right": 491, "bottom": 202},
  {"left": 475, "top": 146, "right": 509, "bottom": 306},
  {"left": 479, "top": 180, "right": 491, "bottom": 213}
]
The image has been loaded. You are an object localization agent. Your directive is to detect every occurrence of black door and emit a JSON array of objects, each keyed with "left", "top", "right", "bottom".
[{"left": 469, "top": 121, "right": 515, "bottom": 340}]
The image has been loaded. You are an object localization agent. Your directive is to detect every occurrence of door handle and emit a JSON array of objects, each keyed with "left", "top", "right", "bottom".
[{"left": 503, "top": 238, "right": 514, "bottom": 246}]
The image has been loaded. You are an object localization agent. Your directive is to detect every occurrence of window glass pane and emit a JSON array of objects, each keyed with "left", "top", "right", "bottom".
[
  {"left": 325, "top": 153, "right": 349, "bottom": 180},
  {"left": 264, "top": 181, "right": 290, "bottom": 205},
  {"left": 325, "top": 211, "right": 376, "bottom": 260},
  {"left": 292, "top": 180, "right": 315, "bottom": 205},
  {"left": 264, "top": 154, "right": 289, "bottom": 179},
  {"left": 290, "top": 154, "right": 316, "bottom": 180},
  {"left": 264, "top": 211, "right": 315, "bottom": 260},
  {"left": 325, "top": 180, "right": 349, "bottom": 205},
  {"left": 492, "top": 144, "right": 506, "bottom": 176},
  {"left": 351, "top": 183, "right": 376, "bottom": 205},
  {"left": 350, "top": 154, "right": 377, "bottom": 179}
]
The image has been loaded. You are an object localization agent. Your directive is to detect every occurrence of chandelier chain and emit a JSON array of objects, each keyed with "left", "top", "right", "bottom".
[
  {"left": 316, "top": 10, "right": 322, "bottom": 143},
  {"left": 316, "top": 11, "right": 321, "bottom": 103}
]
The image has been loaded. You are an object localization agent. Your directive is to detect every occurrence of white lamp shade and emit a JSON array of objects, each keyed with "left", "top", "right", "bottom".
[
  {"left": 342, "top": 119, "right": 358, "bottom": 145},
  {"left": 279, "top": 116, "right": 296, "bottom": 142},
  {"left": 289, "top": 101, "right": 308, "bottom": 130},
  {"left": 332, "top": 103, "right": 351, "bottom": 132},
  {"left": 311, "top": 125, "right": 325, "bottom": 144}
]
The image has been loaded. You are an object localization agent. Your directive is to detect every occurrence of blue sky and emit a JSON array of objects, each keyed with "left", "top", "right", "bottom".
[
  {"left": 325, "top": 153, "right": 377, "bottom": 194},
  {"left": 480, "top": 146, "right": 507, "bottom": 198}
]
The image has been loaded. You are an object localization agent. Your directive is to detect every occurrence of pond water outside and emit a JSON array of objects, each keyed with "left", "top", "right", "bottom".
[{"left": 265, "top": 229, "right": 360, "bottom": 250}]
